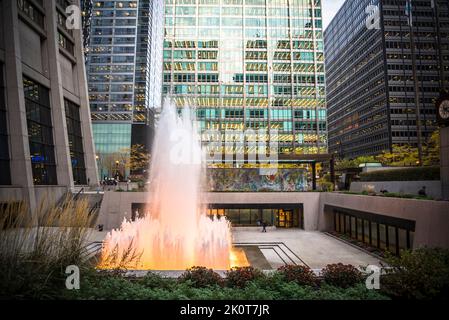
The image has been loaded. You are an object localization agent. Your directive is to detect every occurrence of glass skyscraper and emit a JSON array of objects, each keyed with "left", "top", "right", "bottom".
[
  {"left": 87, "top": 0, "right": 164, "bottom": 178},
  {"left": 163, "top": 0, "right": 327, "bottom": 158},
  {"left": 325, "top": 0, "right": 449, "bottom": 158}
]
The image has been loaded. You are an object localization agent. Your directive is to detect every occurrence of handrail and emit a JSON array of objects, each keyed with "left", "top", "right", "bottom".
[{"left": 73, "top": 187, "right": 85, "bottom": 201}]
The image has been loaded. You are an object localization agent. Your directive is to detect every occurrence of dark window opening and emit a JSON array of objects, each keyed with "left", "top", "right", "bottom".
[
  {"left": 330, "top": 206, "right": 415, "bottom": 256},
  {"left": 65, "top": 99, "right": 86, "bottom": 185},
  {"left": 23, "top": 77, "right": 57, "bottom": 185}
]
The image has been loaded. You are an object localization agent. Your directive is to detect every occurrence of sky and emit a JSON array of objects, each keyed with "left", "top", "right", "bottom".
[{"left": 322, "top": 0, "right": 346, "bottom": 30}]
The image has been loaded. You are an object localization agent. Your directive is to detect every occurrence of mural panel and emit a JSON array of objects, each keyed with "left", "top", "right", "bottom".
[{"left": 207, "top": 168, "right": 308, "bottom": 192}]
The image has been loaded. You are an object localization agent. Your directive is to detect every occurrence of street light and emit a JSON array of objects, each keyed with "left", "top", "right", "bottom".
[{"left": 115, "top": 160, "right": 120, "bottom": 181}]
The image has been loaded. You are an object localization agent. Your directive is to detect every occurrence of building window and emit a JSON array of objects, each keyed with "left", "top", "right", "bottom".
[
  {"left": 0, "top": 65, "right": 11, "bottom": 185},
  {"left": 206, "top": 206, "right": 302, "bottom": 229},
  {"left": 65, "top": 99, "right": 87, "bottom": 185},
  {"left": 58, "top": 32, "right": 75, "bottom": 55},
  {"left": 23, "top": 77, "right": 57, "bottom": 185},
  {"left": 333, "top": 209, "right": 415, "bottom": 256},
  {"left": 17, "top": 0, "right": 45, "bottom": 29}
]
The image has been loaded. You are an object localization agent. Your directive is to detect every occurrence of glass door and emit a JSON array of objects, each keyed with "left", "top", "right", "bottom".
[{"left": 277, "top": 209, "right": 294, "bottom": 228}]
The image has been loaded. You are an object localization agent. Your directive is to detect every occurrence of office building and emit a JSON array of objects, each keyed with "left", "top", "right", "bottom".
[
  {"left": 0, "top": 0, "right": 99, "bottom": 211},
  {"left": 325, "top": 0, "right": 449, "bottom": 158},
  {"left": 87, "top": 0, "right": 164, "bottom": 179},
  {"left": 163, "top": 0, "right": 327, "bottom": 158}
]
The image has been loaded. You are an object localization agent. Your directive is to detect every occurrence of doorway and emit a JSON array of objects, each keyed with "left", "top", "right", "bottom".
[{"left": 277, "top": 209, "right": 294, "bottom": 228}]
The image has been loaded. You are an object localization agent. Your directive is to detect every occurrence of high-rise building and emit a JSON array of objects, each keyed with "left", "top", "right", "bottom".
[
  {"left": 81, "top": 0, "right": 93, "bottom": 55},
  {"left": 87, "top": 0, "right": 164, "bottom": 179},
  {"left": 325, "top": 0, "right": 449, "bottom": 159},
  {"left": 163, "top": 0, "right": 327, "bottom": 158},
  {"left": 0, "top": 0, "right": 99, "bottom": 212}
]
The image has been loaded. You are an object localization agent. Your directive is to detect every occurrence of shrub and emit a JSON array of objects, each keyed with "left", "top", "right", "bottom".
[
  {"left": 0, "top": 196, "right": 96, "bottom": 299},
  {"left": 141, "top": 272, "right": 175, "bottom": 290},
  {"left": 360, "top": 166, "right": 440, "bottom": 182},
  {"left": 226, "top": 267, "right": 265, "bottom": 288},
  {"left": 321, "top": 263, "right": 363, "bottom": 288},
  {"left": 178, "top": 266, "right": 223, "bottom": 288},
  {"left": 380, "top": 248, "right": 449, "bottom": 300},
  {"left": 277, "top": 265, "right": 318, "bottom": 287}
]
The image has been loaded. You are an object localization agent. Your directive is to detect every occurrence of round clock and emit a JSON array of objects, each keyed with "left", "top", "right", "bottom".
[
  {"left": 439, "top": 100, "right": 449, "bottom": 120},
  {"left": 436, "top": 94, "right": 449, "bottom": 126}
]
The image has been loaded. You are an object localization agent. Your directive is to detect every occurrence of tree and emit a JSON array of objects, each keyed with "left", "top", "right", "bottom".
[
  {"left": 335, "top": 156, "right": 378, "bottom": 170},
  {"left": 377, "top": 145, "right": 419, "bottom": 167},
  {"left": 128, "top": 144, "right": 150, "bottom": 174},
  {"left": 97, "top": 152, "right": 129, "bottom": 180},
  {"left": 423, "top": 129, "right": 440, "bottom": 166},
  {"left": 377, "top": 129, "right": 440, "bottom": 167}
]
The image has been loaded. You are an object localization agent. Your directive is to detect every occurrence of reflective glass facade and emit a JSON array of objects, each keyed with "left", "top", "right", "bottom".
[
  {"left": 87, "top": 0, "right": 164, "bottom": 177},
  {"left": 325, "top": 0, "right": 449, "bottom": 158},
  {"left": 163, "top": 0, "right": 327, "bottom": 156}
]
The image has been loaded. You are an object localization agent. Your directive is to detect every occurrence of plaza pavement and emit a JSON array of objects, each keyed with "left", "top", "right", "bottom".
[{"left": 232, "top": 228, "right": 382, "bottom": 269}]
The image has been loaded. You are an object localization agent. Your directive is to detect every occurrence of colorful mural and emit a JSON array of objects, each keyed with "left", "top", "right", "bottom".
[{"left": 207, "top": 168, "right": 308, "bottom": 192}]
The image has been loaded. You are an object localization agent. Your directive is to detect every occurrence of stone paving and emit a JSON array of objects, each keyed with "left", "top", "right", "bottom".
[{"left": 232, "top": 228, "right": 382, "bottom": 269}]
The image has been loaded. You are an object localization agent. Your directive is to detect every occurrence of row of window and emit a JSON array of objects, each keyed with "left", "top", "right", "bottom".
[
  {"left": 333, "top": 210, "right": 415, "bottom": 255},
  {"left": 206, "top": 207, "right": 302, "bottom": 228},
  {"left": 166, "top": 5, "right": 319, "bottom": 18},
  {"left": 17, "top": 77, "right": 86, "bottom": 186},
  {"left": 165, "top": 39, "right": 322, "bottom": 50}
]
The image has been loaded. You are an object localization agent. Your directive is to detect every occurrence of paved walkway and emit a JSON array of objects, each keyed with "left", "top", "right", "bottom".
[{"left": 232, "top": 228, "right": 382, "bottom": 269}]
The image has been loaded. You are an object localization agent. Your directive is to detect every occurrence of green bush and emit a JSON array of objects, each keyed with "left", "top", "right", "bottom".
[
  {"left": 380, "top": 248, "right": 449, "bottom": 300},
  {"left": 67, "top": 271, "right": 389, "bottom": 300},
  {"left": 141, "top": 272, "right": 176, "bottom": 290},
  {"left": 226, "top": 266, "right": 265, "bottom": 288},
  {"left": 360, "top": 166, "right": 440, "bottom": 182},
  {"left": 321, "top": 263, "right": 364, "bottom": 289},
  {"left": 178, "top": 266, "right": 223, "bottom": 288},
  {"left": 277, "top": 265, "right": 318, "bottom": 287}
]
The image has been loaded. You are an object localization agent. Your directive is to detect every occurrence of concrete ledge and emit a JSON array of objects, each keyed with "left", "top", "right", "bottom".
[{"left": 350, "top": 181, "right": 442, "bottom": 199}]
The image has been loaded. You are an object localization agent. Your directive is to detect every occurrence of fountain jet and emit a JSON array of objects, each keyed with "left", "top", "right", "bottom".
[{"left": 98, "top": 98, "right": 233, "bottom": 270}]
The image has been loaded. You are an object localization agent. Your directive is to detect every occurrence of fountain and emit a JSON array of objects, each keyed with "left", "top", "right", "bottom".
[{"left": 98, "top": 99, "right": 246, "bottom": 270}]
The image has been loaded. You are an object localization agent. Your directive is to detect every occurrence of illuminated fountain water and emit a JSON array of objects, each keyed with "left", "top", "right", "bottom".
[{"left": 98, "top": 99, "right": 245, "bottom": 270}]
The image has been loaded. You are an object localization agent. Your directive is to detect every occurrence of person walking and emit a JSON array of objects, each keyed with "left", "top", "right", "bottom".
[{"left": 262, "top": 221, "right": 267, "bottom": 233}]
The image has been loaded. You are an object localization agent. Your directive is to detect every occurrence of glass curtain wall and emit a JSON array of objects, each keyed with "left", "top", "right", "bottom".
[{"left": 163, "top": 0, "right": 327, "bottom": 157}]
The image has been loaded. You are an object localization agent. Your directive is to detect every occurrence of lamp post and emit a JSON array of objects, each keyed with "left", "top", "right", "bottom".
[{"left": 115, "top": 160, "right": 120, "bottom": 181}]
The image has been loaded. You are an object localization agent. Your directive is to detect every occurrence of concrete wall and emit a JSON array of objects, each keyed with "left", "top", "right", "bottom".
[
  {"left": 0, "top": 0, "right": 99, "bottom": 214},
  {"left": 97, "top": 192, "right": 322, "bottom": 231},
  {"left": 97, "top": 191, "right": 449, "bottom": 250},
  {"left": 441, "top": 126, "right": 449, "bottom": 200},
  {"left": 319, "top": 193, "right": 449, "bottom": 249},
  {"left": 350, "top": 181, "right": 442, "bottom": 199}
]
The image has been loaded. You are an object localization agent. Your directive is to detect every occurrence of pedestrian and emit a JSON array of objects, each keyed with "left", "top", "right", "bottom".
[{"left": 262, "top": 221, "right": 267, "bottom": 233}]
